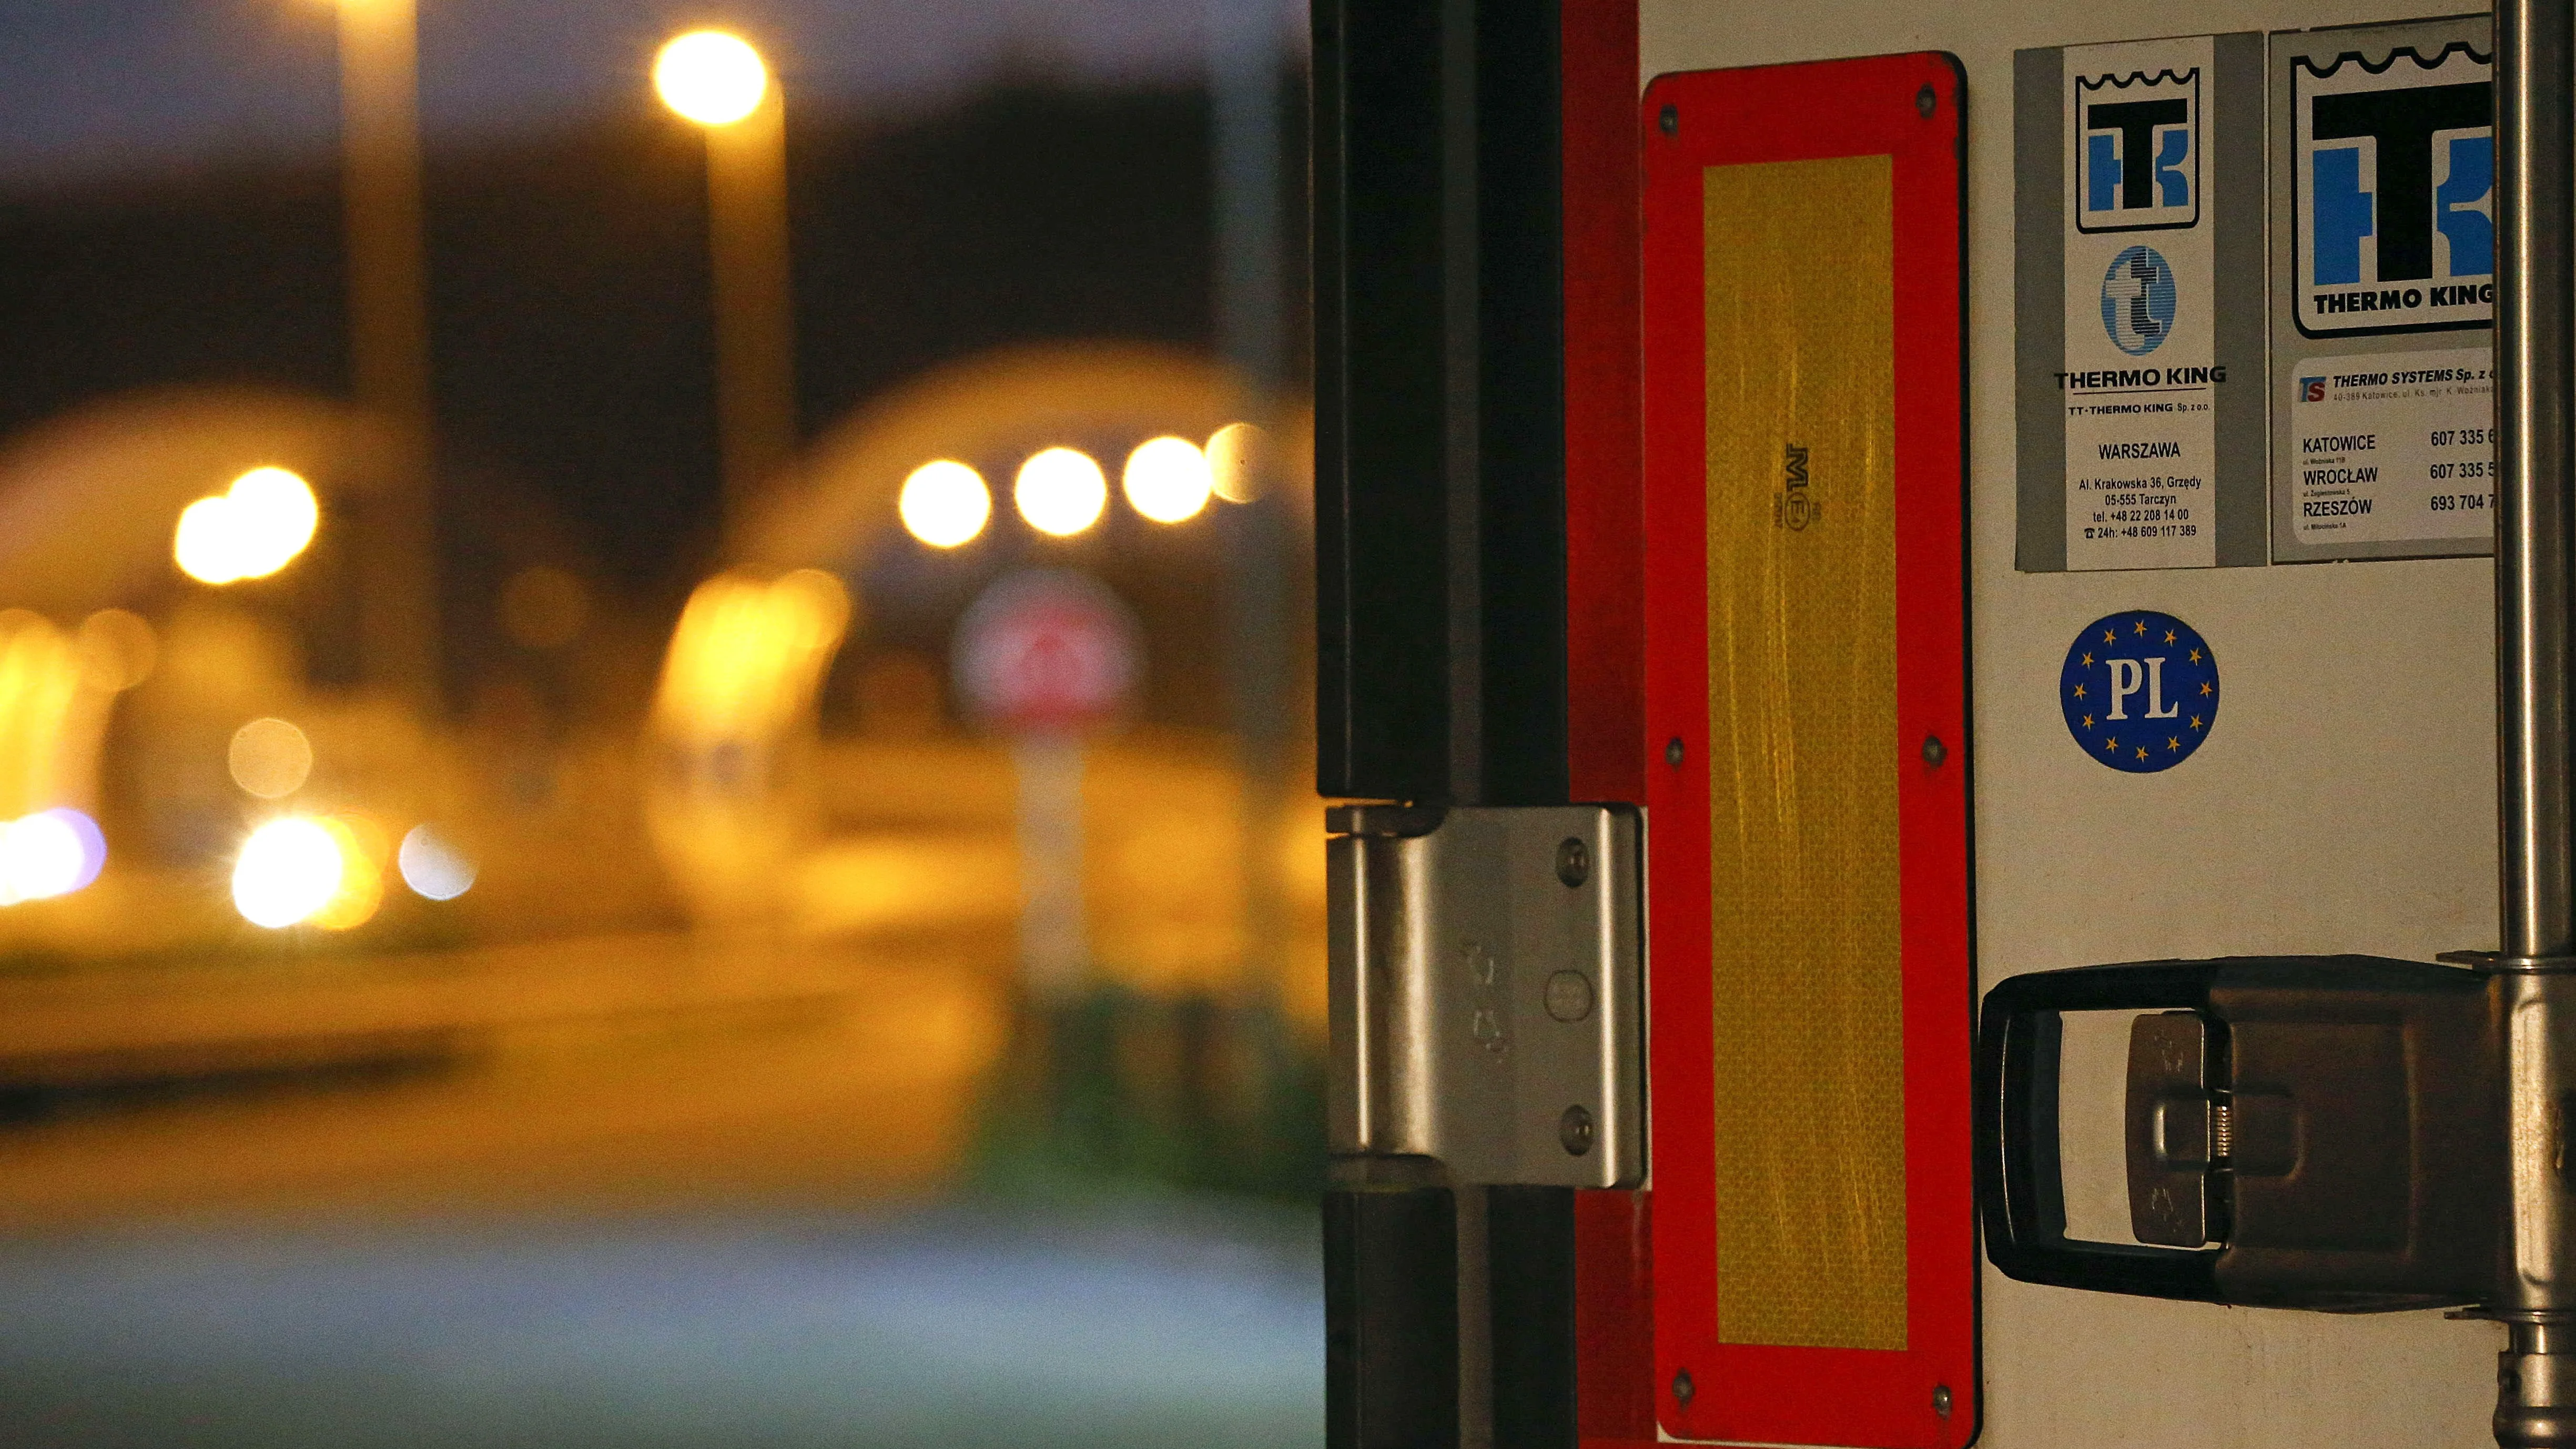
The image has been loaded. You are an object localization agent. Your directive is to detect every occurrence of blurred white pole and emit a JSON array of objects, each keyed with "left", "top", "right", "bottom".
[
  {"left": 338, "top": 0, "right": 440, "bottom": 712},
  {"left": 1013, "top": 733, "right": 1089, "bottom": 997}
]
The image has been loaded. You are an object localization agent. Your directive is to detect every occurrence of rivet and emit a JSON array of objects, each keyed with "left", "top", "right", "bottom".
[
  {"left": 1672, "top": 1369, "right": 1695, "bottom": 1405},
  {"left": 1558, "top": 1104, "right": 1595, "bottom": 1156},
  {"left": 1921, "top": 734, "right": 1948, "bottom": 767},
  {"left": 1544, "top": 969, "right": 1596, "bottom": 1023},
  {"left": 1555, "top": 837, "right": 1590, "bottom": 888},
  {"left": 1933, "top": 1383, "right": 1953, "bottom": 1418},
  {"left": 1658, "top": 104, "right": 1678, "bottom": 135},
  {"left": 1665, "top": 736, "right": 1685, "bottom": 768},
  {"left": 1915, "top": 85, "right": 1937, "bottom": 118}
]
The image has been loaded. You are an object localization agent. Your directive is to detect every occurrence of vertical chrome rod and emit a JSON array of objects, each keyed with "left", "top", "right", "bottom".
[
  {"left": 2496, "top": 0, "right": 2574, "bottom": 964},
  {"left": 2492, "top": 3, "right": 2576, "bottom": 1445}
]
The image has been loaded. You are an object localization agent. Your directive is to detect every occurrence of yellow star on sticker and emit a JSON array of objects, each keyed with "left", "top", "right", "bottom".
[
  {"left": 2104, "top": 736, "right": 2119, "bottom": 752},
  {"left": 2136, "top": 745, "right": 2150, "bottom": 761},
  {"left": 2199, "top": 682, "right": 2214, "bottom": 697},
  {"left": 2187, "top": 647, "right": 2203, "bottom": 664},
  {"left": 2102, "top": 628, "right": 2116, "bottom": 645},
  {"left": 2134, "top": 620, "right": 2148, "bottom": 635},
  {"left": 2189, "top": 714, "right": 2204, "bottom": 729},
  {"left": 2081, "top": 714, "right": 2095, "bottom": 729},
  {"left": 2081, "top": 652, "right": 2094, "bottom": 667},
  {"left": 2073, "top": 683, "right": 2087, "bottom": 698},
  {"left": 2164, "top": 630, "right": 2177, "bottom": 644},
  {"left": 2168, "top": 736, "right": 2181, "bottom": 751}
]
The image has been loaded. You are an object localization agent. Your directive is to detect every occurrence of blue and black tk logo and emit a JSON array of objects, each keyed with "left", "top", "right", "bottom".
[
  {"left": 2060, "top": 611, "right": 2219, "bottom": 773},
  {"left": 2100, "top": 245, "right": 2177, "bottom": 356}
]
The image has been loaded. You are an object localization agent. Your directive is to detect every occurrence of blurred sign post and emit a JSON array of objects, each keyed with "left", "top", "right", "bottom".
[{"left": 954, "top": 570, "right": 1140, "bottom": 997}]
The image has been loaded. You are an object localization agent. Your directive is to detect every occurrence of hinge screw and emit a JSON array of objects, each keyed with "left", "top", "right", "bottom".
[
  {"left": 1915, "top": 85, "right": 1936, "bottom": 118},
  {"left": 1665, "top": 736, "right": 1685, "bottom": 768},
  {"left": 1658, "top": 104, "right": 1678, "bottom": 135},
  {"left": 1672, "top": 1369, "right": 1694, "bottom": 1405},
  {"left": 1921, "top": 734, "right": 1948, "bottom": 767},
  {"left": 1555, "top": 837, "right": 1590, "bottom": 888},
  {"left": 1933, "top": 1383, "right": 1953, "bottom": 1418}
]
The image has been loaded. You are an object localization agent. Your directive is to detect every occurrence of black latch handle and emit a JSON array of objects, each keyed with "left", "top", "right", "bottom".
[
  {"left": 1976, "top": 961, "right": 2223, "bottom": 1302},
  {"left": 1976, "top": 955, "right": 2501, "bottom": 1312}
]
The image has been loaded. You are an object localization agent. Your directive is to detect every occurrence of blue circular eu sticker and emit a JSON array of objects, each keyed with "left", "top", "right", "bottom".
[
  {"left": 2100, "top": 244, "right": 2177, "bottom": 356},
  {"left": 2060, "top": 612, "right": 2218, "bottom": 773}
]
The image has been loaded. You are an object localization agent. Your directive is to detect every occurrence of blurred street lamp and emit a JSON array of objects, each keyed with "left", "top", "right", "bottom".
[
  {"left": 899, "top": 460, "right": 991, "bottom": 548},
  {"left": 173, "top": 468, "right": 321, "bottom": 584},
  {"left": 656, "top": 29, "right": 797, "bottom": 524},
  {"left": 336, "top": 0, "right": 440, "bottom": 710},
  {"left": 1122, "top": 437, "right": 1213, "bottom": 523},
  {"left": 1204, "top": 421, "right": 1270, "bottom": 503},
  {"left": 1015, "top": 448, "right": 1108, "bottom": 538}
]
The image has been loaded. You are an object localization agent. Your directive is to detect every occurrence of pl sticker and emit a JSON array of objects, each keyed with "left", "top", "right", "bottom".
[{"left": 2058, "top": 611, "right": 2220, "bottom": 772}]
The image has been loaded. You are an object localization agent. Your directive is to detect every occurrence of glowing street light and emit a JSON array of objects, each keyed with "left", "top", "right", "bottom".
[
  {"left": 232, "top": 817, "right": 345, "bottom": 928},
  {"left": 1122, "top": 436, "right": 1213, "bottom": 523},
  {"left": 655, "top": 32, "right": 769, "bottom": 125},
  {"left": 655, "top": 28, "right": 796, "bottom": 521},
  {"left": 1016, "top": 448, "right": 1108, "bottom": 537},
  {"left": 0, "top": 809, "right": 105, "bottom": 906},
  {"left": 900, "top": 460, "right": 992, "bottom": 548},
  {"left": 231, "top": 815, "right": 385, "bottom": 929},
  {"left": 174, "top": 467, "right": 321, "bottom": 584}
]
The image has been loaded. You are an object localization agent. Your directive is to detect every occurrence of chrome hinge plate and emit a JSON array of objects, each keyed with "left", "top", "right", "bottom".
[{"left": 1326, "top": 803, "right": 1644, "bottom": 1189}]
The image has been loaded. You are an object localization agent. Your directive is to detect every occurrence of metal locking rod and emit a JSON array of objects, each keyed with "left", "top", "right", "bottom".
[
  {"left": 2487, "top": 0, "right": 2576, "bottom": 1440},
  {"left": 1326, "top": 804, "right": 1644, "bottom": 1190}
]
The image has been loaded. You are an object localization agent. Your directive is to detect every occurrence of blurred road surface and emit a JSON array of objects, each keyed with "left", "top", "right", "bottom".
[{"left": 0, "top": 1201, "right": 1323, "bottom": 1449}]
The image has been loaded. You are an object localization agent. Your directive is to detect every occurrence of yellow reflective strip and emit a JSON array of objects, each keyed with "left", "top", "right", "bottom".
[{"left": 1703, "top": 154, "right": 1909, "bottom": 1352}]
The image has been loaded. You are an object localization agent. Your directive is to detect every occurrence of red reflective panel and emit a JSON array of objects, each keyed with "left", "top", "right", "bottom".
[{"left": 1639, "top": 50, "right": 1974, "bottom": 1449}]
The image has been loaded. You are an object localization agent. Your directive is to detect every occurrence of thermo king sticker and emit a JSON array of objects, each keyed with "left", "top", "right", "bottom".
[
  {"left": 2016, "top": 34, "right": 2267, "bottom": 573},
  {"left": 2270, "top": 18, "right": 2494, "bottom": 561}
]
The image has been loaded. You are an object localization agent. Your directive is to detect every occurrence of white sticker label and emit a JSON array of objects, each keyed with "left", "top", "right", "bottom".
[
  {"left": 2287, "top": 348, "right": 2493, "bottom": 545},
  {"left": 2062, "top": 36, "right": 2220, "bottom": 571}
]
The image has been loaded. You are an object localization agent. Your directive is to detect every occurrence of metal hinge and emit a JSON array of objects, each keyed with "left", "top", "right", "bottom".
[{"left": 1325, "top": 803, "right": 1645, "bottom": 1189}]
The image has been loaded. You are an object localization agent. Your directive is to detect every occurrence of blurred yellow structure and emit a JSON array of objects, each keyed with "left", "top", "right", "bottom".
[
  {"left": 647, "top": 568, "right": 853, "bottom": 923},
  {"left": 648, "top": 340, "right": 1325, "bottom": 1024}
]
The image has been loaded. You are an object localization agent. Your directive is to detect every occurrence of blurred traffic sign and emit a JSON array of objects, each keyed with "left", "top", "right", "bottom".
[{"left": 952, "top": 569, "right": 1141, "bottom": 734}]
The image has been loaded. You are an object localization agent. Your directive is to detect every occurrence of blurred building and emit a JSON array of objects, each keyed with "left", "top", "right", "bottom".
[{"left": 0, "top": 73, "right": 1319, "bottom": 1222}]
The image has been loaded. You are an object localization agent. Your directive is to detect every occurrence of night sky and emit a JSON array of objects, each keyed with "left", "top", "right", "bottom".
[{"left": 0, "top": 0, "right": 1301, "bottom": 182}]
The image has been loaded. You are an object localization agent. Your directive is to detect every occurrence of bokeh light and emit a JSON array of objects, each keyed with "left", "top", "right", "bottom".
[
  {"left": 232, "top": 817, "right": 344, "bottom": 929},
  {"left": 76, "top": 609, "right": 158, "bottom": 692},
  {"left": 398, "top": 824, "right": 477, "bottom": 901},
  {"left": 174, "top": 467, "right": 320, "bottom": 584},
  {"left": 1206, "top": 422, "right": 1270, "bottom": 504},
  {"left": 654, "top": 31, "right": 769, "bottom": 126},
  {"left": 228, "top": 717, "right": 313, "bottom": 799},
  {"left": 1122, "top": 437, "right": 1212, "bottom": 524},
  {"left": 899, "top": 460, "right": 992, "bottom": 548},
  {"left": 307, "top": 816, "right": 387, "bottom": 931},
  {"left": 1015, "top": 447, "right": 1108, "bottom": 537},
  {"left": 0, "top": 809, "right": 105, "bottom": 906}
]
